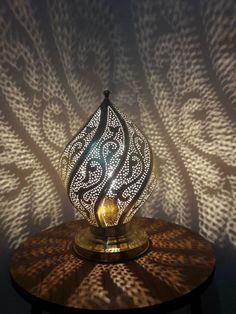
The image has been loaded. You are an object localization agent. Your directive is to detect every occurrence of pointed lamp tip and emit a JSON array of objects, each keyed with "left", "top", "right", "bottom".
[{"left": 103, "top": 90, "right": 110, "bottom": 98}]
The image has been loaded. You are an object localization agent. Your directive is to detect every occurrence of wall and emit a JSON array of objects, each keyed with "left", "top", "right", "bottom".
[{"left": 0, "top": 0, "right": 235, "bottom": 313}]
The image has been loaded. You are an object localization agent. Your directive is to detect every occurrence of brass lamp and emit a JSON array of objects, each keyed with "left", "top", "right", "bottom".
[{"left": 59, "top": 91, "right": 157, "bottom": 262}]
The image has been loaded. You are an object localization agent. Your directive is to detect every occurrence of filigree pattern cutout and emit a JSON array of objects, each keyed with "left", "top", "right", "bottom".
[
  {"left": 68, "top": 105, "right": 126, "bottom": 225},
  {"left": 59, "top": 108, "right": 101, "bottom": 188},
  {"left": 106, "top": 121, "right": 153, "bottom": 223},
  {"left": 60, "top": 101, "right": 154, "bottom": 226},
  {"left": 0, "top": 0, "right": 235, "bottom": 248}
]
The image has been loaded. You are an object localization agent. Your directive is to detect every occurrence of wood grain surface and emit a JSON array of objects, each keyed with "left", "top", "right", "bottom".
[{"left": 10, "top": 217, "right": 215, "bottom": 312}]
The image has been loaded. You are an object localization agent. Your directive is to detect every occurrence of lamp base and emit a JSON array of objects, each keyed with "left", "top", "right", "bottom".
[{"left": 73, "top": 219, "right": 149, "bottom": 262}]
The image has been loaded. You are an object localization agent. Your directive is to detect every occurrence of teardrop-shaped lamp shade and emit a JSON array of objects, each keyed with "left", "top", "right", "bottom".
[{"left": 59, "top": 96, "right": 157, "bottom": 228}]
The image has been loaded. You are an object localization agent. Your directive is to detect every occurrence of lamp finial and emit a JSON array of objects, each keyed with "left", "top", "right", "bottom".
[{"left": 103, "top": 90, "right": 110, "bottom": 98}]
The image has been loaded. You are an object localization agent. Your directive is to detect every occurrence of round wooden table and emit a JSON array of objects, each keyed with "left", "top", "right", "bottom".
[{"left": 10, "top": 217, "right": 215, "bottom": 314}]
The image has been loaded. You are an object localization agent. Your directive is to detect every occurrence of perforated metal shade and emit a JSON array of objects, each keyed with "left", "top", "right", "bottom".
[{"left": 59, "top": 91, "right": 157, "bottom": 228}]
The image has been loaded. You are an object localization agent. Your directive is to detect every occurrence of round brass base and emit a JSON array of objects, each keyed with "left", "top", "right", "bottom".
[{"left": 73, "top": 220, "right": 149, "bottom": 263}]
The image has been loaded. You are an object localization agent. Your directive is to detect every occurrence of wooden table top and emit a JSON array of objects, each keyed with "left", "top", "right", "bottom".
[{"left": 10, "top": 217, "right": 215, "bottom": 313}]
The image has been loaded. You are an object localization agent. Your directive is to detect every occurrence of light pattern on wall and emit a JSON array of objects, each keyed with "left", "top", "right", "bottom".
[{"left": 0, "top": 0, "right": 235, "bottom": 248}]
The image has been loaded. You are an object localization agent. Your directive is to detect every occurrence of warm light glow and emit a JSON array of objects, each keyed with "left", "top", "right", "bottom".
[
  {"left": 59, "top": 94, "right": 156, "bottom": 228},
  {"left": 1, "top": 0, "right": 235, "bottom": 252},
  {"left": 97, "top": 197, "right": 119, "bottom": 227},
  {"left": 59, "top": 92, "right": 155, "bottom": 261}
]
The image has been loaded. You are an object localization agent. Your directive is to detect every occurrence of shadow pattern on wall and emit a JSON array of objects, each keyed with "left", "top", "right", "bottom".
[{"left": 0, "top": 0, "right": 235, "bottom": 249}]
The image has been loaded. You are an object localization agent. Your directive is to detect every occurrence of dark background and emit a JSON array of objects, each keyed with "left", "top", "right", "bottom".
[{"left": 0, "top": 0, "right": 235, "bottom": 313}]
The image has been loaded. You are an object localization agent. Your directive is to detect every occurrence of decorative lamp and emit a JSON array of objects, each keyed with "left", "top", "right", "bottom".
[{"left": 59, "top": 91, "right": 157, "bottom": 262}]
